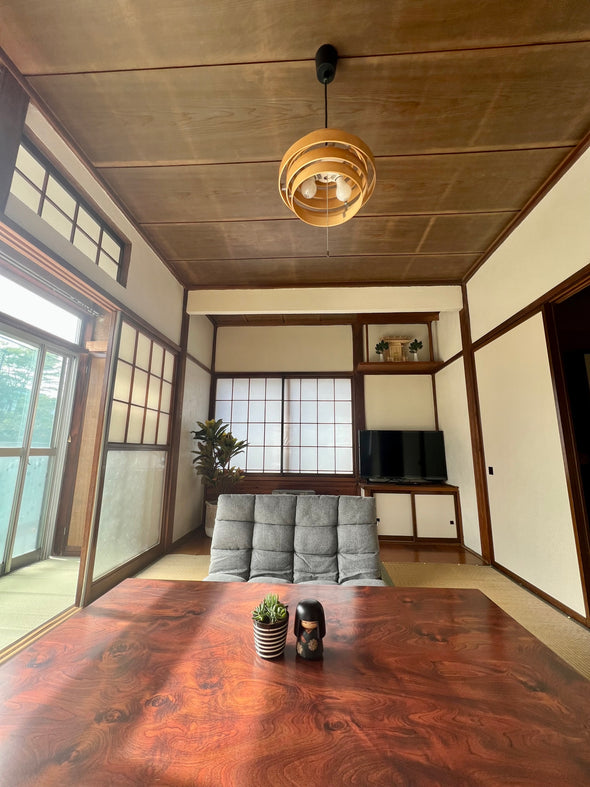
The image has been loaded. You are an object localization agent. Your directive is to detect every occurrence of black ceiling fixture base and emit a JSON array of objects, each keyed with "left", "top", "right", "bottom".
[{"left": 315, "top": 44, "right": 338, "bottom": 84}]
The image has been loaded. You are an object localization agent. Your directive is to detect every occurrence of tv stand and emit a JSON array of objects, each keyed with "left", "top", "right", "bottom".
[{"left": 360, "top": 482, "right": 462, "bottom": 542}]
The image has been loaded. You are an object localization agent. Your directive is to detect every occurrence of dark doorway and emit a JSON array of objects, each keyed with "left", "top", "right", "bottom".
[{"left": 552, "top": 287, "right": 590, "bottom": 618}]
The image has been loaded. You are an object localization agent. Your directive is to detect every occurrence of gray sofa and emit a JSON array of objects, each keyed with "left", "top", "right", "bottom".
[{"left": 205, "top": 493, "right": 386, "bottom": 586}]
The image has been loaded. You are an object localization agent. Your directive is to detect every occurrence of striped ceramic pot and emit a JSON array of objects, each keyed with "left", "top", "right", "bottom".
[{"left": 253, "top": 615, "right": 289, "bottom": 659}]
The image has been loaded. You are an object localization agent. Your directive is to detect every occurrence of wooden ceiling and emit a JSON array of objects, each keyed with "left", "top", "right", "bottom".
[{"left": 1, "top": 1, "right": 590, "bottom": 291}]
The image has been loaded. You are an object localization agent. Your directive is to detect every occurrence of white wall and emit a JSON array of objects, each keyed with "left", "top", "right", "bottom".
[
  {"left": 436, "top": 310, "right": 463, "bottom": 361},
  {"left": 215, "top": 325, "right": 353, "bottom": 372},
  {"left": 188, "top": 315, "right": 214, "bottom": 368},
  {"left": 7, "top": 104, "right": 184, "bottom": 344},
  {"left": 435, "top": 359, "right": 480, "bottom": 553},
  {"left": 188, "top": 285, "right": 462, "bottom": 316},
  {"left": 475, "top": 315, "right": 585, "bottom": 614},
  {"left": 467, "top": 146, "right": 590, "bottom": 342},
  {"left": 364, "top": 376, "right": 436, "bottom": 430},
  {"left": 173, "top": 359, "right": 212, "bottom": 541}
]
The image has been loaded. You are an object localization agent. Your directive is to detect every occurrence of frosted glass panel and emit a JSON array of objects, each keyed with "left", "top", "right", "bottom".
[
  {"left": 41, "top": 200, "right": 73, "bottom": 240},
  {"left": 10, "top": 171, "right": 41, "bottom": 213},
  {"left": 0, "top": 458, "right": 19, "bottom": 548},
  {"left": 14, "top": 145, "right": 45, "bottom": 187},
  {"left": 143, "top": 410, "right": 158, "bottom": 444},
  {"left": 119, "top": 323, "right": 136, "bottom": 363},
  {"left": 46, "top": 176, "right": 76, "bottom": 218},
  {"left": 157, "top": 413, "right": 169, "bottom": 445},
  {"left": 93, "top": 450, "right": 165, "bottom": 578},
  {"left": 13, "top": 456, "right": 49, "bottom": 556},
  {"left": 163, "top": 351, "right": 174, "bottom": 381},
  {"left": 150, "top": 343, "right": 163, "bottom": 374},
  {"left": 131, "top": 369, "right": 148, "bottom": 406},
  {"left": 113, "top": 361, "right": 133, "bottom": 402},
  {"left": 127, "top": 405, "right": 144, "bottom": 443},
  {"left": 136, "top": 333, "right": 151, "bottom": 370},
  {"left": 109, "top": 401, "right": 128, "bottom": 442}
]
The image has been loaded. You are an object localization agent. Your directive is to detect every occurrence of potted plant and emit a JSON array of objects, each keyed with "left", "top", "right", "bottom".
[
  {"left": 375, "top": 339, "right": 389, "bottom": 361},
  {"left": 252, "top": 593, "right": 289, "bottom": 659},
  {"left": 407, "top": 338, "right": 423, "bottom": 361},
  {"left": 191, "top": 418, "right": 248, "bottom": 536}
]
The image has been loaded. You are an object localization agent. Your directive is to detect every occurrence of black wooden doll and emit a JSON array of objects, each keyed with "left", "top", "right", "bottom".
[{"left": 294, "top": 599, "right": 326, "bottom": 660}]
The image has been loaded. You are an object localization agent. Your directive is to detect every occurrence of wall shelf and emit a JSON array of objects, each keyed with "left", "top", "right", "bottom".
[{"left": 357, "top": 361, "right": 444, "bottom": 374}]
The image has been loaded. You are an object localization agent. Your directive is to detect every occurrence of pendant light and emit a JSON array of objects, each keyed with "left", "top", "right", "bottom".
[{"left": 278, "top": 44, "right": 376, "bottom": 227}]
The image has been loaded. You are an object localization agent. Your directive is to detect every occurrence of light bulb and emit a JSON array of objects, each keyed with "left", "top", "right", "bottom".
[
  {"left": 335, "top": 177, "right": 352, "bottom": 203},
  {"left": 300, "top": 177, "right": 317, "bottom": 199}
]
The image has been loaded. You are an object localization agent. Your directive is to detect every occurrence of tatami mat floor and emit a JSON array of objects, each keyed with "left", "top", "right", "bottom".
[{"left": 0, "top": 557, "right": 80, "bottom": 651}]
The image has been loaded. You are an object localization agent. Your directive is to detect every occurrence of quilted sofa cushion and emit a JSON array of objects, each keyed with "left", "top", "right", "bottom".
[
  {"left": 337, "top": 496, "right": 381, "bottom": 584},
  {"left": 249, "top": 494, "right": 296, "bottom": 582},
  {"left": 206, "top": 494, "right": 255, "bottom": 581},
  {"left": 293, "top": 495, "right": 339, "bottom": 584}
]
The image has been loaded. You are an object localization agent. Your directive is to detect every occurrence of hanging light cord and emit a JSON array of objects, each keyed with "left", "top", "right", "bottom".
[{"left": 324, "top": 79, "right": 330, "bottom": 256}]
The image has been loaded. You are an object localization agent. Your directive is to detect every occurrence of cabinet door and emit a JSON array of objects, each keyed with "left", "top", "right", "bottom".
[
  {"left": 374, "top": 493, "right": 413, "bottom": 537},
  {"left": 415, "top": 494, "right": 457, "bottom": 539}
]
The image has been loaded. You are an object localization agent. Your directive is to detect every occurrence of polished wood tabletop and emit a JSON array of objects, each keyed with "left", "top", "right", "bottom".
[{"left": 0, "top": 579, "right": 589, "bottom": 786}]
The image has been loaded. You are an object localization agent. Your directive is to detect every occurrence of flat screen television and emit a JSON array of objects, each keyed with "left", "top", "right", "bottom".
[{"left": 358, "top": 430, "right": 447, "bottom": 483}]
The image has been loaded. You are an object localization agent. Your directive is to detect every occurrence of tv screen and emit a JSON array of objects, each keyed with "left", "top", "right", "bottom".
[{"left": 358, "top": 430, "right": 447, "bottom": 482}]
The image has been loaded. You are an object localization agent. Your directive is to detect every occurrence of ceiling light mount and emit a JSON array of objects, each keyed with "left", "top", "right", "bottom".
[{"left": 279, "top": 44, "right": 376, "bottom": 228}]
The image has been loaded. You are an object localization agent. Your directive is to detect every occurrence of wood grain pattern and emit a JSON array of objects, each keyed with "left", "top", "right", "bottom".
[{"left": 0, "top": 580, "right": 589, "bottom": 786}]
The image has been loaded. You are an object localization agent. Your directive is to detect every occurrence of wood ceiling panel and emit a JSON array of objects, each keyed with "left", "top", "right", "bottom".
[
  {"left": 417, "top": 212, "right": 519, "bottom": 254},
  {"left": 142, "top": 216, "right": 436, "bottom": 261},
  {"left": 100, "top": 162, "right": 290, "bottom": 222},
  {"left": 2, "top": 1, "right": 589, "bottom": 73},
  {"left": 367, "top": 148, "right": 571, "bottom": 216},
  {"left": 27, "top": 44, "right": 590, "bottom": 168},
  {"left": 167, "top": 254, "right": 480, "bottom": 289},
  {"left": 100, "top": 148, "right": 569, "bottom": 224},
  {"left": 144, "top": 212, "right": 511, "bottom": 263}
]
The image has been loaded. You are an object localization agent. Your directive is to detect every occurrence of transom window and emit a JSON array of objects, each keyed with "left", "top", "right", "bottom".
[
  {"left": 9, "top": 141, "right": 126, "bottom": 283},
  {"left": 108, "top": 321, "right": 175, "bottom": 445},
  {"left": 215, "top": 376, "right": 353, "bottom": 474},
  {"left": 0, "top": 270, "right": 82, "bottom": 344}
]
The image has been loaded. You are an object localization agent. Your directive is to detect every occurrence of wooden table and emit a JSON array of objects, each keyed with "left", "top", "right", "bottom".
[{"left": 0, "top": 580, "right": 589, "bottom": 786}]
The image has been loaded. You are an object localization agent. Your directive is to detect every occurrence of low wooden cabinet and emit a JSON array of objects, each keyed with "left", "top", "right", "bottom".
[{"left": 360, "top": 483, "right": 462, "bottom": 543}]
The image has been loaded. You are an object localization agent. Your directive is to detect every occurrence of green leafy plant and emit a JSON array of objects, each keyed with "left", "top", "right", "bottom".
[
  {"left": 375, "top": 340, "right": 389, "bottom": 355},
  {"left": 252, "top": 593, "right": 288, "bottom": 624},
  {"left": 191, "top": 418, "right": 248, "bottom": 500},
  {"left": 408, "top": 339, "right": 423, "bottom": 354}
]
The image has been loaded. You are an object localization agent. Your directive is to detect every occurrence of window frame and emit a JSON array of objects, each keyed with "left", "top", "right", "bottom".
[
  {"left": 213, "top": 372, "right": 355, "bottom": 476},
  {"left": 9, "top": 138, "right": 130, "bottom": 286}
]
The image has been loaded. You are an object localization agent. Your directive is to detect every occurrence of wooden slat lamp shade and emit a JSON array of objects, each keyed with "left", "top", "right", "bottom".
[{"left": 278, "top": 127, "right": 376, "bottom": 227}]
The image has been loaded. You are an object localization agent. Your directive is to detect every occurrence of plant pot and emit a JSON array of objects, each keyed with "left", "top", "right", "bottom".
[
  {"left": 204, "top": 500, "right": 217, "bottom": 538},
  {"left": 253, "top": 614, "right": 289, "bottom": 659},
  {"left": 409, "top": 352, "right": 419, "bottom": 362}
]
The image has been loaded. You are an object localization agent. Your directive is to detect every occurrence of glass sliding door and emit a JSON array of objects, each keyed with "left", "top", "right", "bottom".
[{"left": 0, "top": 331, "right": 76, "bottom": 574}]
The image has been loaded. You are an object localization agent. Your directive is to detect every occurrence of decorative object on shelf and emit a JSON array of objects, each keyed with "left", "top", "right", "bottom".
[
  {"left": 407, "top": 338, "right": 424, "bottom": 361},
  {"left": 375, "top": 339, "right": 389, "bottom": 361},
  {"left": 191, "top": 418, "right": 247, "bottom": 537},
  {"left": 278, "top": 44, "right": 376, "bottom": 228},
  {"left": 252, "top": 593, "right": 289, "bottom": 659},
  {"left": 381, "top": 336, "right": 411, "bottom": 362},
  {"left": 294, "top": 599, "right": 326, "bottom": 660}
]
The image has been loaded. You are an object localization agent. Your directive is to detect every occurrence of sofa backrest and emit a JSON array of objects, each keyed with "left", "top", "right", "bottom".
[{"left": 208, "top": 493, "right": 379, "bottom": 584}]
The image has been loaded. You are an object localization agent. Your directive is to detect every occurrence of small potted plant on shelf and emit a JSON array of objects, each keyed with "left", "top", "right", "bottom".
[
  {"left": 252, "top": 593, "right": 289, "bottom": 659},
  {"left": 407, "top": 338, "right": 423, "bottom": 361},
  {"left": 191, "top": 418, "right": 248, "bottom": 537},
  {"left": 375, "top": 339, "right": 389, "bottom": 361}
]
